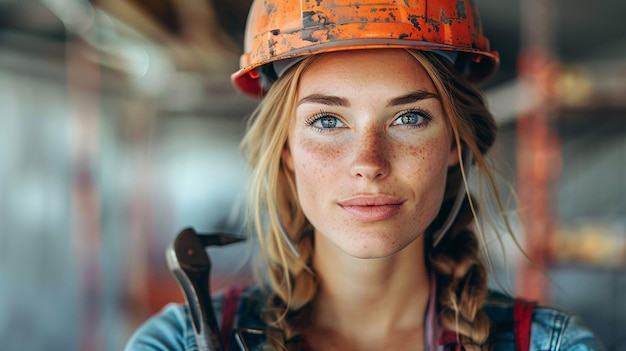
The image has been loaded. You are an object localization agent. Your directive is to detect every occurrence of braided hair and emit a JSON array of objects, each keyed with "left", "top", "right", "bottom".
[{"left": 240, "top": 50, "right": 502, "bottom": 350}]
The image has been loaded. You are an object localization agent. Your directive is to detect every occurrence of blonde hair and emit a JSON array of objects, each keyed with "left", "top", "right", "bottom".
[
  {"left": 240, "top": 50, "right": 502, "bottom": 350},
  {"left": 240, "top": 57, "right": 320, "bottom": 349},
  {"left": 410, "top": 51, "right": 497, "bottom": 351}
]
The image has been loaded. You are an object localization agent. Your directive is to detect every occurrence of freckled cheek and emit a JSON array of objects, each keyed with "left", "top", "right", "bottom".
[
  {"left": 289, "top": 138, "right": 344, "bottom": 222},
  {"left": 291, "top": 138, "right": 344, "bottom": 177},
  {"left": 397, "top": 139, "right": 452, "bottom": 197}
]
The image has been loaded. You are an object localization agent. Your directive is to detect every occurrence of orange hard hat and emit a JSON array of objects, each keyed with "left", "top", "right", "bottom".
[{"left": 231, "top": 0, "right": 499, "bottom": 97}]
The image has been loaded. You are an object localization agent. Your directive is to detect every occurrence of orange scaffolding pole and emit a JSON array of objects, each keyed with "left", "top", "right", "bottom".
[{"left": 515, "top": 0, "right": 562, "bottom": 302}]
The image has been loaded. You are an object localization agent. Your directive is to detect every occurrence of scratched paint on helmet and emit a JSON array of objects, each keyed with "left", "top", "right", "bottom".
[
  {"left": 388, "top": 10, "right": 397, "bottom": 21},
  {"left": 302, "top": 11, "right": 334, "bottom": 29},
  {"left": 456, "top": 0, "right": 467, "bottom": 18},
  {"left": 260, "top": 0, "right": 480, "bottom": 54},
  {"left": 268, "top": 37, "right": 278, "bottom": 56},
  {"left": 439, "top": 9, "right": 452, "bottom": 25},
  {"left": 232, "top": 0, "right": 499, "bottom": 97},
  {"left": 408, "top": 15, "right": 423, "bottom": 31}
]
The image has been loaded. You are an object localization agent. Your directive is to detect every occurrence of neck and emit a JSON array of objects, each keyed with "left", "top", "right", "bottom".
[{"left": 310, "top": 234, "right": 431, "bottom": 337}]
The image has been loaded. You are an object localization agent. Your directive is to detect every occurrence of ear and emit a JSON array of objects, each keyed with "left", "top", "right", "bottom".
[
  {"left": 448, "top": 140, "right": 460, "bottom": 167},
  {"left": 282, "top": 143, "right": 295, "bottom": 171}
]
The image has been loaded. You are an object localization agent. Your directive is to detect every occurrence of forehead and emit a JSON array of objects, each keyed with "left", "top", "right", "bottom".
[{"left": 298, "top": 49, "right": 437, "bottom": 96}]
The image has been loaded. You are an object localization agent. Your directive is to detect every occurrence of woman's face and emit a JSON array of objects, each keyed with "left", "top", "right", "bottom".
[{"left": 282, "top": 49, "right": 458, "bottom": 259}]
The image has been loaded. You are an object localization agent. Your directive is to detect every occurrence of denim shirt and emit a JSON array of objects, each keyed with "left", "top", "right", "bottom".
[{"left": 124, "top": 287, "right": 604, "bottom": 351}]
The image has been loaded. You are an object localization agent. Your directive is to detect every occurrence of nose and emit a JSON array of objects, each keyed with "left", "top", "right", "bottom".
[{"left": 350, "top": 127, "right": 391, "bottom": 180}]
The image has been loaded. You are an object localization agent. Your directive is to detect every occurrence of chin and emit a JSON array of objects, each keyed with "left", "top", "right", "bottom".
[
  {"left": 313, "top": 224, "right": 425, "bottom": 260},
  {"left": 341, "top": 237, "right": 417, "bottom": 260}
]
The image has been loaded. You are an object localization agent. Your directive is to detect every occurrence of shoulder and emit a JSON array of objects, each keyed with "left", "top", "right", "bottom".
[
  {"left": 530, "top": 306, "right": 604, "bottom": 351},
  {"left": 123, "top": 303, "right": 195, "bottom": 351},
  {"left": 483, "top": 290, "right": 604, "bottom": 351},
  {"left": 124, "top": 286, "right": 269, "bottom": 351}
]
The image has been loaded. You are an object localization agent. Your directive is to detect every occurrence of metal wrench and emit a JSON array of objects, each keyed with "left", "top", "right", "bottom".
[{"left": 166, "top": 227, "right": 245, "bottom": 351}]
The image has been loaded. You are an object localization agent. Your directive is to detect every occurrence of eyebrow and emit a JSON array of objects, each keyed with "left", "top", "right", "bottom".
[
  {"left": 297, "top": 94, "right": 350, "bottom": 107},
  {"left": 297, "top": 91, "right": 440, "bottom": 108},
  {"left": 386, "top": 91, "right": 440, "bottom": 107}
]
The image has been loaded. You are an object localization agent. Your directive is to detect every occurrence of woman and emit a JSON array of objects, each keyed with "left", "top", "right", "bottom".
[{"left": 126, "top": 1, "right": 604, "bottom": 350}]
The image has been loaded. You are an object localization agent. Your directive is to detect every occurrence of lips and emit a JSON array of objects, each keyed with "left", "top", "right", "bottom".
[{"left": 338, "top": 194, "right": 404, "bottom": 222}]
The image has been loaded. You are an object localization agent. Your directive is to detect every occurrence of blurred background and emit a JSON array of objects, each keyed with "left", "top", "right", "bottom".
[{"left": 0, "top": 0, "right": 624, "bottom": 350}]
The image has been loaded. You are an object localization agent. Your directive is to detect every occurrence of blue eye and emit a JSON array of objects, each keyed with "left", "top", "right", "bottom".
[
  {"left": 392, "top": 110, "right": 431, "bottom": 127},
  {"left": 310, "top": 115, "right": 345, "bottom": 129}
]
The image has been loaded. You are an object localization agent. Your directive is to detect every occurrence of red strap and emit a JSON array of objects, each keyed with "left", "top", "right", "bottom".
[
  {"left": 439, "top": 328, "right": 463, "bottom": 351},
  {"left": 439, "top": 329, "right": 458, "bottom": 347},
  {"left": 437, "top": 300, "right": 535, "bottom": 351},
  {"left": 220, "top": 288, "right": 243, "bottom": 351},
  {"left": 513, "top": 299, "right": 535, "bottom": 351}
]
